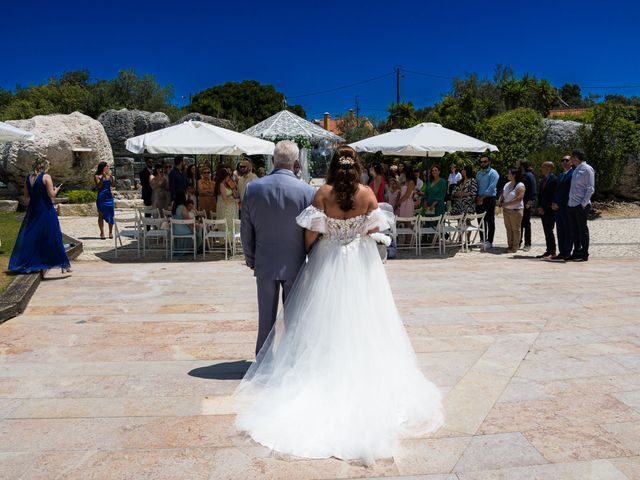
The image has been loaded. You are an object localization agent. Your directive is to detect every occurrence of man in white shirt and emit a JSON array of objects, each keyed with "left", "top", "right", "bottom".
[
  {"left": 567, "top": 149, "right": 595, "bottom": 262},
  {"left": 238, "top": 158, "right": 259, "bottom": 205}
]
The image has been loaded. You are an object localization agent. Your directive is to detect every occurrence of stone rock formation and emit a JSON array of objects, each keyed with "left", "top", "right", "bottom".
[
  {"left": 98, "top": 109, "right": 170, "bottom": 154},
  {"left": 542, "top": 119, "right": 582, "bottom": 148},
  {"left": 611, "top": 155, "right": 640, "bottom": 200},
  {"left": 174, "top": 112, "right": 235, "bottom": 130},
  {"left": 0, "top": 112, "right": 113, "bottom": 191}
]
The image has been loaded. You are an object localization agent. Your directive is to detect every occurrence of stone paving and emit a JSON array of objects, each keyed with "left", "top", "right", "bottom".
[{"left": 0, "top": 215, "right": 639, "bottom": 479}]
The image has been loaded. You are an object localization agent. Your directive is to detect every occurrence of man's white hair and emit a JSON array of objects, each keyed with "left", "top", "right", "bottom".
[{"left": 273, "top": 140, "right": 299, "bottom": 170}]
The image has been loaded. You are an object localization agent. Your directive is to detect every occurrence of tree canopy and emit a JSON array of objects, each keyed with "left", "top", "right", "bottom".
[
  {"left": 188, "top": 80, "right": 306, "bottom": 131},
  {"left": 0, "top": 69, "right": 180, "bottom": 121}
]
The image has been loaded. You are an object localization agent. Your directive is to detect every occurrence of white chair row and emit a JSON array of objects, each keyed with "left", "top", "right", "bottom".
[{"left": 392, "top": 212, "right": 486, "bottom": 255}]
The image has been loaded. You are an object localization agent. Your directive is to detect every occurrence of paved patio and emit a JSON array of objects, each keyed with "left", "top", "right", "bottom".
[{"left": 1, "top": 217, "right": 640, "bottom": 478}]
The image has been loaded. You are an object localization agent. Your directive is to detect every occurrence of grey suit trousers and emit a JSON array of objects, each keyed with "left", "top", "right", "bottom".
[{"left": 255, "top": 277, "right": 294, "bottom": 356}]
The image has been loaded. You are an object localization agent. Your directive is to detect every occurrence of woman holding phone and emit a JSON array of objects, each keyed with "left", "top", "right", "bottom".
[
  {"left": 9, "top": 159, "right": 71, "bottom": 274},
  {"left": 94, "top": 162, "right": 115, "bottom": 239}
]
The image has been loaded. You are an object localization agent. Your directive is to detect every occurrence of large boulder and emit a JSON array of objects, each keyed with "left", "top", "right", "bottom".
[
  {"left": 611, "top": 155, "right": 640, "bottom": 200},
  {"left": 542, "top": 119, "right": 582, "bottom": 147},
  {"left": 98, "top": 109, "right": 170, "bottom": 154},
  {"left": 0, "top": 112, "right": 113, "bottom": 190},
  {"left": 174, "top": 112, "right": 235, "bottom": 130}
]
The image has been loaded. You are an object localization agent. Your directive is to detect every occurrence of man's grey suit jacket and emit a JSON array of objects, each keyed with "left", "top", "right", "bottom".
[{"left": 241, "top": 169, "right": 316, "bottom": 281}]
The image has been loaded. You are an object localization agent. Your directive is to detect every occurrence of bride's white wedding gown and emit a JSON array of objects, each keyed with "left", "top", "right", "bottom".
[{"left": 234, "top": 206, "right": 444, "bottom": 464}]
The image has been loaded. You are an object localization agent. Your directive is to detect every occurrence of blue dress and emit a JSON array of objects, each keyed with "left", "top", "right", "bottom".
[
  {"left": 96, "top": 177, "right": 115, "bottom": 224},
  {"left": 9, "top": 173, "right": 70, "bottom": 273}
]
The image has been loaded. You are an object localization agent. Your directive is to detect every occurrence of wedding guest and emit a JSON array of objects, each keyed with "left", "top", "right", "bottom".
[
  {"left": 395, "top": 165, "right": 416, "bottom": 217},
  {"left": 9, "top": 159, "right": 71, "bottom": 274},
  {"left": 215, "top": 167, "right": 239, "bottom": 235},
  {"left": 518, "top": 159, "right": 537, "bottom": 251},
  {"left": 387, "top": 177, "right": 401, "bottom": 212},
  {"left": 197, "top": 166, "right": 216, "bottom": 217},
  {"left": 422, "top": 164, "right": 447, "bottom": 215},
  {"left": 171, "top": 191, "right": 202, "bottom": 250},
  {"left": 451, "top": 165, "right": 478, "bottom": 216},
  {"left": 369, "top": 163, "right": 385, "bottom": 202},
  {"left": 498, "top": 167, "right": 525, "bottom": 253},
  {"left": 397, "top": 162, "right": 407, "bottom": 185},
  {"left": 238, "top": 158, "right": 258, "bottom": 203},
  {"left": 139, "top": 158, "right": 154, "bottom": 207},
  {"left": 475, "top": 155, "right": 500, "bottom": 250},
  {"left": 360, "top": 166, "right": 370, "bottom": 186},
  {"left": 186, "top": 164, "right": 199, "bottom": 203},
  {"left": 293, "top": 160, "right": 303, "bottom": 180},
  {"left": 94, "top": 162, "right": 114, "bottom": 240},
  {"left": 150, "top": 163, "right": 171, "bottom": 212},
  {"left": 536, "top": 161, "right": 558, "bottom": 258},
  {"left": 567, "top": 149, "right": 595, "bottom": 262},
  {"left": 447, "top": 164, "right": 462, "bottom": 195},
  {"left": 549, "top": 155, "right": 574, "bottom": 261},
  {"left": 257, "top": 166, "right": 266, "bottom": 178},
  {"left": 415, "top": 170, "right": 424, "bottom": 192},
  {"left": 169, "top": 156, "right": 187, "bottom": 201}
]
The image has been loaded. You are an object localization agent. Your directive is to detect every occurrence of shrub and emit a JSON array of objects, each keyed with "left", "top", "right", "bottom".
[
  {"left": 483, "top": 108, "right": 544, "bottom": 176},
  {"left": 580, "top": 103, "right": 640, "bottom": 193},
  {"left": 65, "top": 189, "right": 97, "bottom": 204}
]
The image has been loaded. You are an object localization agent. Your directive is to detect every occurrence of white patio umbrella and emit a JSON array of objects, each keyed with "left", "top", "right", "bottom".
[
  {"left": 125, "top": 120, "right": 275, "bottom": 155},
  {"left": 349, "top": 122, "right": 498, "bottom": 157},
  {"left": 0, "top": 121, "right": 35, "bottom": 142}
]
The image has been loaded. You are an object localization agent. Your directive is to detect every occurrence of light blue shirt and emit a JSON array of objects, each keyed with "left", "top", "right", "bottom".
[
  {"left": 568, "top": 162, "right": 595, "bottom": 208},
  {"left": 476, "top": 167, "right": 499, "bottom": 197}
]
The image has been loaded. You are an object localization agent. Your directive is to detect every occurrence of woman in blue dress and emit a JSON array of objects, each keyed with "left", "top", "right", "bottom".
[
  {"left": 94, "top": 162, "right": 115, "bottom": 239},
  {"left": 9, "top": 159, "right": 71, "bottom": 274}
]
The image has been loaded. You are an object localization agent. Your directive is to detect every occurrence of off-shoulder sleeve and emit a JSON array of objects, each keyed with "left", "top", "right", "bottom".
[
  {"left": 296, "top": 205, "right": 327, "bottom": 233},
  {"left": 365, "top": 207, "right": 395, "bottom": 232}
]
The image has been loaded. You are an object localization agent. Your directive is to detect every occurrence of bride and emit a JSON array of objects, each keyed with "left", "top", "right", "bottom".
[{"left": 234, "top": 146, "right": 444, "bottom": 464}]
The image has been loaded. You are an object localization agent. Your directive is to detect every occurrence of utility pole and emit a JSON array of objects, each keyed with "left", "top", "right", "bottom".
[
  {"left": 355, "top": 96, "right": 360, "bottom": 126},
  {"left": 395, "top": 66, "right": 401, "bottom": 104}
]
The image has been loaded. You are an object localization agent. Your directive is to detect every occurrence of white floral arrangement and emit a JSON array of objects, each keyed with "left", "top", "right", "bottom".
[{"left": 370, "top": 232, "right": 391, "bottom": 246}]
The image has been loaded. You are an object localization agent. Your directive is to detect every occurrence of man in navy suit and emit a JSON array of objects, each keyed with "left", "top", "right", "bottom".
[
  {"left": 241, "top": 140, "right": 316, "bottom": 355},
  {"left": 536, "top": 161, "right": 558, "bottom": 258}
]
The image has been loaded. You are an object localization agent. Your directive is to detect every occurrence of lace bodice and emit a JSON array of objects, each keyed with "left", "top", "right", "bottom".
[{"left": 296, "top": 205, "right": 394, "bottom": 244}]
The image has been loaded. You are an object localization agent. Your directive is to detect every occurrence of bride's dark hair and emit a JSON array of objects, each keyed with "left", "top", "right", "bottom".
[{"left": 326, "top": 145, "right": 362, "bottom": 211}]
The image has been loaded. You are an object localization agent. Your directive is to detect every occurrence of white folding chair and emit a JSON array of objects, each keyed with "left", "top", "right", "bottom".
[
  {"left": 231, "top": 219, "right": 242, "bottom": 256},
  {"left": 137, "top": 206, "right": 159, "bottom": 218},
  {"left": 417, "top": 214, "right": 444, "bottom": 255},
  {"left": 394, "top": 216, "right": 418, "bottom": 253},
  {"left": 170, "top": 217, "right": 197, "bottom": 260},
  {"left": 440, "top": 213, "right": 466, "bottom": 253},
  {"left": 141, "top": 217, "right": 168, "bottom": 258},
  {"left": 461, "top": 212, "right": 486, "bottom": 252},
  {"left": 202, "top": 218, "right": 228, "bottom": 260},
  {"left": 113, "top": 211, "right": 141, "bottom": 258},
  {"left": 209, "top": 210, "right": 217, "bottom": 220},
  {"left": 162, "top": 209, "right": 173, "bottom": 219},
  {"left": 195, "top": 210, "right": 207, "bottom": 220}
]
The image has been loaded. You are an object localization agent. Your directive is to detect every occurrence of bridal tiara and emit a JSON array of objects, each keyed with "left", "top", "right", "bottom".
[{"left": 338, "top": 156, "right": 355, "bottom": 166}]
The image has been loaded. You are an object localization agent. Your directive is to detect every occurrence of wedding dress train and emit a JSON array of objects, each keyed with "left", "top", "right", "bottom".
[{"left": 234, "top": 206, "right": 444, "bottom": 464}]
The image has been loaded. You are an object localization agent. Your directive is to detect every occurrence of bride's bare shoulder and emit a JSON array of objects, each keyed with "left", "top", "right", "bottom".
[{"left": 313, "top": 184, "right": 332, "bottom": 208}]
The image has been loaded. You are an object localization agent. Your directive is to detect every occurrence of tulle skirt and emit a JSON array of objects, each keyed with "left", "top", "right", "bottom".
[{"left": 234, "top": 235, "right": 444, "bottom": 464}]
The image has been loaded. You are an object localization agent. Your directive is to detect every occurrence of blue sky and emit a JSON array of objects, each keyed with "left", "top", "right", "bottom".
[{"left": 3, "top": 0, "right": 639, "bottom": 121}]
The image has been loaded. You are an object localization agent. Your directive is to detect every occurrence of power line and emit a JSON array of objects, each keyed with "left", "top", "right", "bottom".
[
  {"left": 402, "top": 68, "right": 454, "bottom": 80},
  {"left": 581, "top": 84, "right": 640, "bottom": 89},
  {"left": 288, "top": 72, "right": 394, "bottom": 99}
]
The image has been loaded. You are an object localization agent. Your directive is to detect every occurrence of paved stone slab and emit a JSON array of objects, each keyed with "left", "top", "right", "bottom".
[{"left": 1, "top": 227, "right": 639, "bottom": 478}]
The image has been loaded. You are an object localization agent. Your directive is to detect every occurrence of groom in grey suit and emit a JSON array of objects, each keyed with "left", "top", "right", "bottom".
[{"left": 241, "top": 140, "right": 316, "bottom": 355}]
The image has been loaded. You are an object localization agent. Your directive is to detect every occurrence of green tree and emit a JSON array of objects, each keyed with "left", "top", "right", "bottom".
[
  {"left": 386, "top": 102, "right": 418, "bottom": 130},
  {"left": 484, "top": 108, "right": 544, "bottom": 174},
  {"left": 580, "top": 102, "right": 640, "bottom": 193},
  {"left": 189, "top": 80, "right": 305, "bottom": 131},
  {"left": 558, "top": 83, "right": 584, "bottom": 107}
]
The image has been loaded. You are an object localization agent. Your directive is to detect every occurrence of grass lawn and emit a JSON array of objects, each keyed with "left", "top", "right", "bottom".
[{"left": 0, "top": 212, "right": 23, "bottom": 293}]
